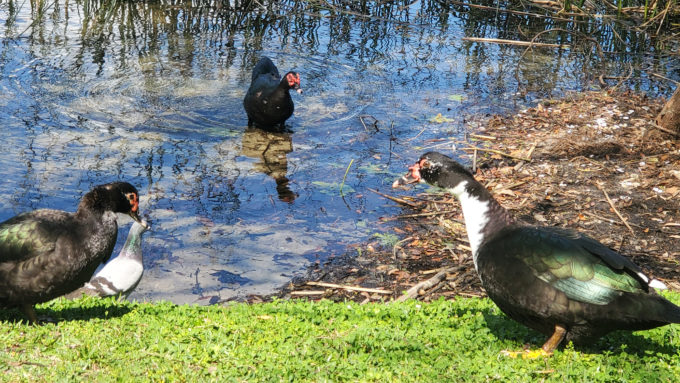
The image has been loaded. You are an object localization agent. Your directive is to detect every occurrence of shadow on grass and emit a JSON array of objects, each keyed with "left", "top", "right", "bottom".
[
  {"left": 0, "top": 301, "right": 132, "bottom": 325},
  {"left": 479, "top": 308, "right": 680, "bottom": 357}
]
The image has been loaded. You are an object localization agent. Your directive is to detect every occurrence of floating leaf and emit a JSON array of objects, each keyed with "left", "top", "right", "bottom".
[
  {"left": 429, "top": 113, "right": 454, "bottom": 123},
  {"left": 373, "top": 232, "right": 399, "bottom": 247},
  {"left": 359, "top": 164, "right": 389, "bottom": 174},
  {"left": 447, "top": 94, "right": 466, "bottom": 102},
  {"left": 312, "top": 181, "right": 356, "bottom": 195}
]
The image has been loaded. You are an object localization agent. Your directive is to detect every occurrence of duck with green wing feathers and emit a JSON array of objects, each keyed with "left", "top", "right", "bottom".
[
  {"left": 394, "top": 152, "right": 680, "bottom": 357},
  {"left": 0, "top": 182, "right": 146, "bottom": 323}
]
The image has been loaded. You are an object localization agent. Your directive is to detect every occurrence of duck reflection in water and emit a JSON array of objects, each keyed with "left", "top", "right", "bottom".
[{"left": 240, "top": 127, "right": 297, "bottom": 202}]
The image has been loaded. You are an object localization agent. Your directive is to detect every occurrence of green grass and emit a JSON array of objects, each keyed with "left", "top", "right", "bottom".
[{"left": 1, "top": 294, "right": 680, "bottom": 382}]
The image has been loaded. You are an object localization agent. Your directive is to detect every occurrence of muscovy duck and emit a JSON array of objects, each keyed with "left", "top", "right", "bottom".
[
  {"left": 394, "top": 152, "right": 680, "bottom": 356},
  {"left": 0, "top": 182, "right": 146, "bottom": 323},
  {"left": 65, "top": 220, "right": 149, "bottom": 300},
  {"left": 243, "top": 56, "right": 302, "bottom": 130}
]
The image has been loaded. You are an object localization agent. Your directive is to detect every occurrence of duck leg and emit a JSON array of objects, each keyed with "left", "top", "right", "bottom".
[
  {"left": 21, "top": 304, "right": 38, "bottom": 325},
  {"left": 541, "top": 324, "right": 567, "bottom": 354},
  {"left": 501, "top": 324, "right": 567, "bottom": 359}
]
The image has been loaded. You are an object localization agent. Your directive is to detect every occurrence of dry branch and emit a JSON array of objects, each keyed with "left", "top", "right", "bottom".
[
  {"left": 369, "top": 188, "right": 419, "bottom": 207},
  {"left": 306, "top": 281, "right": 391, "bottom": 294},
  {"left": 595, "top": 183, "right": 635, "bottom": 236},
  {"left": 462, "top": 37, "right": 570, "bottom": 49},
  {"left": 396, "top": 266, "right": 466, "bottom": 302},
  {"left": 463, "top": 146, "right": 532, "bottom": 162}
]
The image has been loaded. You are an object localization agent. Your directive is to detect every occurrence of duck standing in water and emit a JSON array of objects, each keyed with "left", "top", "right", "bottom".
[
  {"left": 394, "top": 152, "right": 680, "bottom": 357},
  {"left": 65, "top": 220, "right": 149, "bottom": 300},
  {"left": 243, "top": 56, "right": 302, "bottom": 130},
  {"left": 0, "top": 182, "right": 146, "bottom": 323}
]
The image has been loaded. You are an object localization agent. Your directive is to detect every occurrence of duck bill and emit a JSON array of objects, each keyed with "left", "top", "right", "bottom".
[
  {"left": 129, "top": 211, "right": 149, "bottom": 229},
  {"left": 392, "top": 163, "right": 422, "bottom": 189},
  {"left": 294, "top": 85, "right": 303, "bottom": 94}
]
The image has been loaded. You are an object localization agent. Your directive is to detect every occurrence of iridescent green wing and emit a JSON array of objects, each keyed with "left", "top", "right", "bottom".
[
  {"left": 522, "top": 227, "right": 646, "bottom": 305},
  {"left": 0, "top": 213, "right": 58, "bottom": 262}
]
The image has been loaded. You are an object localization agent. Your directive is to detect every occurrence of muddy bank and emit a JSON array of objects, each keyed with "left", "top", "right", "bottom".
[{"left": 243, "top": 90, "right": 680, "bottom": 304}]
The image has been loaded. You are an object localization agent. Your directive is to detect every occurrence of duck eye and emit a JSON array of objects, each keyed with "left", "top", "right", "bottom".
[
  {"left": 126, "top": 193, "right": 139, "bottom": 212},
  {"left": 126, "top": 193, "right": 138, "bottom": 204}
]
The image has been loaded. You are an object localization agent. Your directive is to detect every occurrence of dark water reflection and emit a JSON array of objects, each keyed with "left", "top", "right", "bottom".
[
  {"left": 0, "top": 0, "right": 676, "bottom": 304},
  {"left": 241, "top": 128, "right": 296, "bottom": 202}
]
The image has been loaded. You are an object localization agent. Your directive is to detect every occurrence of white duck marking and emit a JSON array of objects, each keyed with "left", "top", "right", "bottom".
[{"left": 447, "top": 181, "right": 491, "bottom": 272}]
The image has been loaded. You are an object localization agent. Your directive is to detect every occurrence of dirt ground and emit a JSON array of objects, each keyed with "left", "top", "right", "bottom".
[{"left": 252, "top": 90, "right": 680, "bottom": 304}]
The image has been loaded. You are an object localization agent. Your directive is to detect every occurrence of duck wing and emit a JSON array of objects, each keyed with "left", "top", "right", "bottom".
[
  {"left": 0, "top": 211, "right": 67, "bottom": 263},
  {"left": 487, "top": 226, "right": 650, "bottom": 306},
  {"left": 251, "top": 57, "right": 280, "bottom": 82}
]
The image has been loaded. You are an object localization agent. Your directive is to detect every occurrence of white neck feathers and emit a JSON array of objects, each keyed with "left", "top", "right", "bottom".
[{"left": 448, "top": 181, "right": 491, "bottom": 271}]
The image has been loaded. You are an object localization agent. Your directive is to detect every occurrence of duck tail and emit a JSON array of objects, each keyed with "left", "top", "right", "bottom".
[{"left": 655, "top": 296, "right": 680, "bottom": 324}]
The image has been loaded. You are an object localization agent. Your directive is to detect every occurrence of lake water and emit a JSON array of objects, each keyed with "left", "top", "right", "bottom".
[{"left": 0, "top": 0, "right": 676, "bottom": 304}]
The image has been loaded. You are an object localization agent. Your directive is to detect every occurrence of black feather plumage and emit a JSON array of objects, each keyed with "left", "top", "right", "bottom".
[
  {"left": 243, "top": 57, "right": 301, "bottom": 130},
  {"left": 0, "top": 182, "right": 144, "bottom": 323},
  {"left": 396, "top": 152, "right": 680, "bottom": 353}
]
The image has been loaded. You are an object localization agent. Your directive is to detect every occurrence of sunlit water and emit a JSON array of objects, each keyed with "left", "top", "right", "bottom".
[{"left": 0, "top": 0, "right": 676, "bottom": 304}]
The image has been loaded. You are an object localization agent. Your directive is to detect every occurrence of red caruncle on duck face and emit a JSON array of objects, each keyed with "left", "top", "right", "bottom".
[
  {"left": 392, "top": 158, "right": 426, "bottom": 188},
  {"left": 286, "top": 72, "right": 302, "bottom": 93},
  {"left": 125, "top": 192, "right": 139, "bottom": 213}
]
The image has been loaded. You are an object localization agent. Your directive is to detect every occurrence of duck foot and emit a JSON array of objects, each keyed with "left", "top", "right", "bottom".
[
  {"left": 21, "top": 304, "right": 38, "bottom": 325},
  {"left": 19, "top": 304, "right": 57, "bottom": 325},
  {"left": 500, "top": 348, "right": 552, "bottom": 359},
  {"left": 500, "top": 325, "right": 567, "bottom": 359}
]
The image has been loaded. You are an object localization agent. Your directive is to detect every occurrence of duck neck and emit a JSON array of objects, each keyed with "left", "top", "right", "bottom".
[
  {"left": 277, "top": 79, "right": 295, "bottom": 94},
  {"left": 75, "top": 187, "right": 109, "bottom": 219},
  {"left": 448, "top": 180, "right": 515, "bottom": 270}
]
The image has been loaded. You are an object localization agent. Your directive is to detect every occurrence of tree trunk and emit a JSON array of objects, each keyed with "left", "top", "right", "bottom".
[{"left": 656, "top": 87, "right": 680, "bottom": 136}]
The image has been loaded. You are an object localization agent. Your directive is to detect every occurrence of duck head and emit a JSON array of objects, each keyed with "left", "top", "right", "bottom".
[
  {"left": 393, "top": 152, "right": 474, "bottom": 192},
  {"left": 99, "top": 182, "right": 147, "bottom": 228},
  {"left": 284, "top": 72, "right": 303, "bottom": 94}
]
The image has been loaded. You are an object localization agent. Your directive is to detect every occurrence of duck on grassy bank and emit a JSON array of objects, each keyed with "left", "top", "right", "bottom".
[
  {"left": 394, "top": 152, "right": 680, "bottom": 357},
  {"left": 0, "top": 182, "right": 146, "bottom": 323}
]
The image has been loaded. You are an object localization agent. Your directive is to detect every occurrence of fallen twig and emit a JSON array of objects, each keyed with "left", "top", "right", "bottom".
[
  {"left": 595, "top": 183, "right": 635, "bottom": 236},
  {"left": 525, "top": 141, "right": 538, "bottom": 160},
  {"left": 290, "top": 290, "right": 326, "bottom": 296},
  {"left": 306, "top": 281, "right": 391, "bottom": 294},
  {"left": 463, "top": 146, "right": 532, "bottom": 162},
  {"left": 462, "top": 37, "right": 570, "bottom": 49},
  {"left": 359, "top": 115, "right": 379, "bottom": 132},
  {"left": 650, "top": 123, "right": 680, "bottom": 137},
  {"left": 447, "top": 0, "right": 581, "bottom": 22},
  {"left": 390, "top": 210, "right": 460, "bottom": 220},
  {"left": 393, "top": 236, "right": 414, "bottom": 262},
  {"left": 650, "top": 72, "right": 680, "bottom": 86},
  {"left": 397, "top": 266, "right": 465, "bottom": 302},
  {"left": 368, "top": 188, "right": 419, "bottom": 207},
  {"left": 469, "top": 133, "right": 497, "bottom": 140},
  {"left": 581, "top": 210, "right": 643, "bottom": 228}
]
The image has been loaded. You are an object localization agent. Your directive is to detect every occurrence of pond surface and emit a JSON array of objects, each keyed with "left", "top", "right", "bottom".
[{"left": 0, "top": 0, "right": 676, "bottom": 304}]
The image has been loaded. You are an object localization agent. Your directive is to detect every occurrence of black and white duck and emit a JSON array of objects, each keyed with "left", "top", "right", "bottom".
[
  {"left": 394, "top": 152, "right": 680, "bottom": 357},
  {"left": 243, "top": 56, "right": 302, "bottom": 130},
  {"left": 0, "top": 182, "right": 146, "bottom": 323},
  {"left": 65, "top": 220, "right": 149, "bottom": 300}
]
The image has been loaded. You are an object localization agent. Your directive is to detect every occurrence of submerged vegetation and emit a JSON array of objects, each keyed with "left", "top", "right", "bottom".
[{"left": 3, "top": 0, "right": 677, "bottom": 103}]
